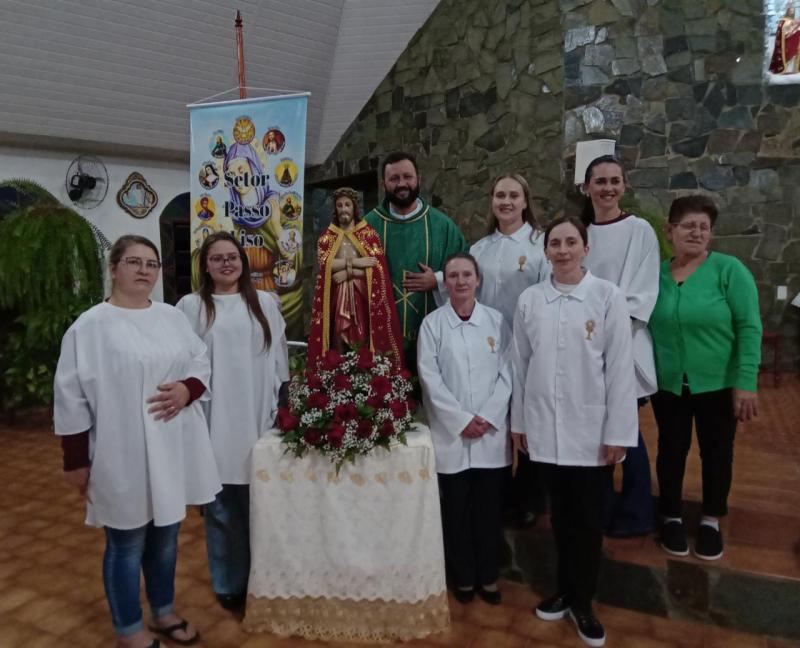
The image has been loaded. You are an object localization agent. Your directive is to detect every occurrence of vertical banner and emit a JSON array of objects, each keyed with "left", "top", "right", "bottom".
[{"left": 189, "top": 93, "right": 308, "bottom": 337}]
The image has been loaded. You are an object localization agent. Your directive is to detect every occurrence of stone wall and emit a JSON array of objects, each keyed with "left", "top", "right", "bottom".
[
  {"left": 563, "top": 0, "right": 800, "bottom": 366},
  {"left": 311, "top": 0, "right": 800, "bottom": 367},
  {"left": 309, "top": 0, "right": 565, "bottom": 242}
]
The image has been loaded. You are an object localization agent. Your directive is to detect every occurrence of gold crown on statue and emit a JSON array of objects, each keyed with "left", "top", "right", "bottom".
[{"left": 233, "top": 116, "right": 256, "bottom": 144}]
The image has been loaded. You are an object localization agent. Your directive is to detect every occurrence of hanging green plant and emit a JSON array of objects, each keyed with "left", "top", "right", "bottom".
[{"left": 0, "top": 179, "right": 104, "bottom": 414}]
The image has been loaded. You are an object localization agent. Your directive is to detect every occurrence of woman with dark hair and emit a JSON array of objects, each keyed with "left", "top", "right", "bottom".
[
  {"left": 581, "top": 154, "right": 660, "bottom": 537},
  {"left": 177, "top": 231, "right": 288, "bottom": 609},
  {"left": 511, "top": 216, "right": 637, "bottom": 647},
  {"left": 649, "top": 195, "right": 761, "bottom": 560},
  {"left": 417, "top": 252, "right": 512, "bottom": 606},
  {"left": 55, "top": 234, "right": 220, "bottom": 648}
]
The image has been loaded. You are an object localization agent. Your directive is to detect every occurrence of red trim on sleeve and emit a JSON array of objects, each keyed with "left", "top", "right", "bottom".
[
  {"left": 181, "top": 377, "right": 207, "bottom": 405},
  {"left": 62, "top": 431, "right": 90, "bottom": 472}
]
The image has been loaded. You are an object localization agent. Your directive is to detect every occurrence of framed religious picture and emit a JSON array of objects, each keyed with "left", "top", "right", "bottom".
[{"left": 117, "top": 172, "right": 158, "bottom": 218}]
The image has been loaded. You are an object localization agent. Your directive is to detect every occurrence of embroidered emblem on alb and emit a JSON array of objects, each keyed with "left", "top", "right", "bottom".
[
  {"left": 487, "top": 336, "right": 496, "bottom": 353},
  {"left": 585, "top": 320, "right": 596, "bottom": 341},
  {"left": 518, "top": 255, "right": 526, "bottom": 271}
]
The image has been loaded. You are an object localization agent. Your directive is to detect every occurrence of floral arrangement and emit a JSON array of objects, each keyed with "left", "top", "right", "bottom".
[{"left": 277, "top": 348, "right": 416, "bottom": 470}]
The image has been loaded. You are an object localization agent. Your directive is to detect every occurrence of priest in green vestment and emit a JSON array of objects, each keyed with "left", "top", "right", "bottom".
[{"left": 365, "top": 152, "right": 468, "bottom": 371}]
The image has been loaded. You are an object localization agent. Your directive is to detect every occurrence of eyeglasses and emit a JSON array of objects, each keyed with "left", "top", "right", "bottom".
[
  {"left": 122, "top": 257, "right": 161, "bottom": 270},
  {"left": 676, "top": 221, "right": 712, "bottom": 233},
  {"left": 208, "top": 253, "right": 241, "bottom": 266}
]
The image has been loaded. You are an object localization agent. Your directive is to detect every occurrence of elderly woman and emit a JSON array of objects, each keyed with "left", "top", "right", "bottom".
[
  {"left": 418, "top": 252, "right": 512, "bottom": 606},
  {"left": 55, "top": 235, "right": 221, "bottom": 648},
  {"left": 649, "top": 195, "right": 761, "bottom": 561},
  {"left": 511, "top": 216, "right": 638, "bottom": 648},
  {"left": 177, "top": 231, "right": 288, "bottom": 610}
]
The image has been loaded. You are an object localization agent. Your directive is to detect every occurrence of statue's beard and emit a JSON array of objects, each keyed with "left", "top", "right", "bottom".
[{"left": 386, "top": 185, "right": 419, "bottom": 209}]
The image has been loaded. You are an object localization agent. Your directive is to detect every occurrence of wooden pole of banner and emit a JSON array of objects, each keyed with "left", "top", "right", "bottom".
[{"left": 235, "top": 10, "right": 247, "bottom": 99}]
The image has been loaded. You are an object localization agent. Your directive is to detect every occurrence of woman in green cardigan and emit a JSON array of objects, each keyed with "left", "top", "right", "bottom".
[{"left": 649, "top": 195, "right": 761, "bottom": 561}]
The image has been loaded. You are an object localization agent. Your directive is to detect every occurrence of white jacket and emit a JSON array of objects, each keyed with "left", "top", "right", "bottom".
[
  {"left": 418, "top": 301, "right": 512, "bottom": 474},
  {"left": 511, "top": 272, "right": 638, "bottom": 467}
]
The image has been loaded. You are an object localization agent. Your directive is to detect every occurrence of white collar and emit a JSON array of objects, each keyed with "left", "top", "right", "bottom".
[
  {"left": 389, "top": 198, "right": 423, "bottom": 220},
  {"left": 492, "top": 221, "right": 533, "bottom": 242},
  {"left": 444, "top": 300, "right": 487, "bottom": 328},
  {"left": 543, "top": 270, "right": 594, "bottom": 303}
]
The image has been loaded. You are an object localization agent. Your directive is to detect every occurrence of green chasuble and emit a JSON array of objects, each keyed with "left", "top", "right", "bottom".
[{"left": 365, "top": 198, "right": 468, "bottom": 366}]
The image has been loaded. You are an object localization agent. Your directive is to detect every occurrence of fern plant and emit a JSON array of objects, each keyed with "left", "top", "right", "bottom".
[{"left": 0, "top": 180, "right": 104, "bottom": 413}]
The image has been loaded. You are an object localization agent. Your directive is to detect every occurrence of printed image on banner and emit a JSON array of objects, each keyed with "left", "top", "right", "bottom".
[{"left": 189, "top": 94, "right": 307, "bottom": 336}]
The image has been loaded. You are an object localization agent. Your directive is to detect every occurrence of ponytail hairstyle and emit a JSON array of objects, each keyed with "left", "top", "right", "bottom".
[
  {"left": 580, "top": 154, "right": 626, "bottom": 227},
  {"left": 486, "top": 172, "right": 541, "bottom": 241},
  {"left": 197, "top": 231, "right": 272, "bottom": 351}
]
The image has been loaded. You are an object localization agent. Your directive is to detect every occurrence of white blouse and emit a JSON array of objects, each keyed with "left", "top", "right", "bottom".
[
  {"left": 586, "top": 215, "right": 660, "bottom": 397},
  {"left": 470, "top": 222, "right": 548, "bottom": 325},
  {"left": 417, "top": 301, "right": 512, "bottom": 474},
  {"left": 177, "top": 291, "right": 289, "bottom": 485},
  {"left": 54, "top": 302, "right": 221, "bottom": 529},
  {"left": 511, "top": 272, "right": 638, "bottom": 467}
]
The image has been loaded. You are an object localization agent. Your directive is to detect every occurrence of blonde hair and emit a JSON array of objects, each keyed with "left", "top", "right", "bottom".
[{"left": 486, "top": 173, "right": 540, "bottom": 238}]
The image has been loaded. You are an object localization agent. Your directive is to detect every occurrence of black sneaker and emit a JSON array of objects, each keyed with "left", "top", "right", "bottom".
[
  {"left": 569, "top": 609, "right": 606, "bottom": 647},
  {"left": 659, "top": 519, "right": 689, "bottom": 556},
  {"left": 535, "top": 593, "right": 570, "bottom": 620},
  {"left": 694, "top": 524, "right": 723, "bottom": 560}
]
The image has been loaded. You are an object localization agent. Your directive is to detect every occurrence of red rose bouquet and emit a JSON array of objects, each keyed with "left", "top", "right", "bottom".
[{"left": 277, "top": 348, "right": 416, "bottom": 470}]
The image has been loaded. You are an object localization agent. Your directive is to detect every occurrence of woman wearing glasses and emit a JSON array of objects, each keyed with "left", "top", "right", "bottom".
[
  {"left": 649, "top": 196, "right": 761, "bottom": 560},
  {"left": 177, "top": 231, "right": 288, "bottom": 610},
  {"left": 55, "top": 235, "right": 221, "bottom": 648}
]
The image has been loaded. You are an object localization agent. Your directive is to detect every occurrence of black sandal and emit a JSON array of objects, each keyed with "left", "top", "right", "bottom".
[{"left": 148, "top": 619, "right": 200, "bottom": 646}]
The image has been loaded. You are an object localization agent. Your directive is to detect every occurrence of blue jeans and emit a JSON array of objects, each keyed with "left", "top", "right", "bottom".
[
  {"left": 204, "top": 484, "right": 251, "bottom": 596},
  {"left": 604, "top": 429, "right": 655, "bottom": 534},
  {"left": 103, "top": 522, "right": 179, "bottom": 636}
]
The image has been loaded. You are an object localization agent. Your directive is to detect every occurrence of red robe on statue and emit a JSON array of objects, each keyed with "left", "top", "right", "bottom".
[
  {"left": 308, "top": 221, "right": 404, "bottom": 370},
  {"left": 770, "top": 12, "right": 800, "bottom": 74}
]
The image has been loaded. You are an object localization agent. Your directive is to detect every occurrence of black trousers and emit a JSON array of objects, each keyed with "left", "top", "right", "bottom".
[
  {"left": 438, "top": 467, "right": 505, "bottom": 589},
  {"left": 651, "top": 387, "right": 737, "bottom": 518},
  {"left": 542, "top": 463, "right": 611, "bottom": 613},
  {"left": 511, "top": 453, "right": 547, "bottom": 515}
]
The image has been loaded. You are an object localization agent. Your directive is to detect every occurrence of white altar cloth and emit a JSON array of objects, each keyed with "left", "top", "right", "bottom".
[{"left": 243, "top": 423, "right": 449, "bottom": 642}]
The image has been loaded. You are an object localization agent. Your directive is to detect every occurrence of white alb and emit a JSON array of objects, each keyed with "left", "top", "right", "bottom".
[
  {"left": 470, "top": 222, "right": 549, "bottom": 325},
  {"left": 586, "top": 214, "right": 660, "bottom": 397},
  {"left": 54, "top": 302, "right": 221, "bottom": 529},
  {"left": 177, "top": 290, "right": 289, "bottom": 485}
]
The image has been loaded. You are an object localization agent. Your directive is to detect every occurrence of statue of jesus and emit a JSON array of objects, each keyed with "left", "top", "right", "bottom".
[
  {"left": 308, "top": 188, "right": 404, "bottom": 369},
  {"left": 770, "top": 3, "right": 800, "bottom": 74}
]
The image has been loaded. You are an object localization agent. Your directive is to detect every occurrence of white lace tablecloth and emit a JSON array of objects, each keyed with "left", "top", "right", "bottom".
[{"left": 243, "top": 423, "right": 449, "bottom": 642}]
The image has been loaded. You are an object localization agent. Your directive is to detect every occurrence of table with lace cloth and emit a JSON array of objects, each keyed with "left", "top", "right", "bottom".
[{"left": 242, "top": 423, "right": 450, "bottom": 642}]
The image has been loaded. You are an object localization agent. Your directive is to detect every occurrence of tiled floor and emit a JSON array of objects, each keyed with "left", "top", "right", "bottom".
[{"left": 0, "top": 375, "right": 798, "bottom": 647}]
